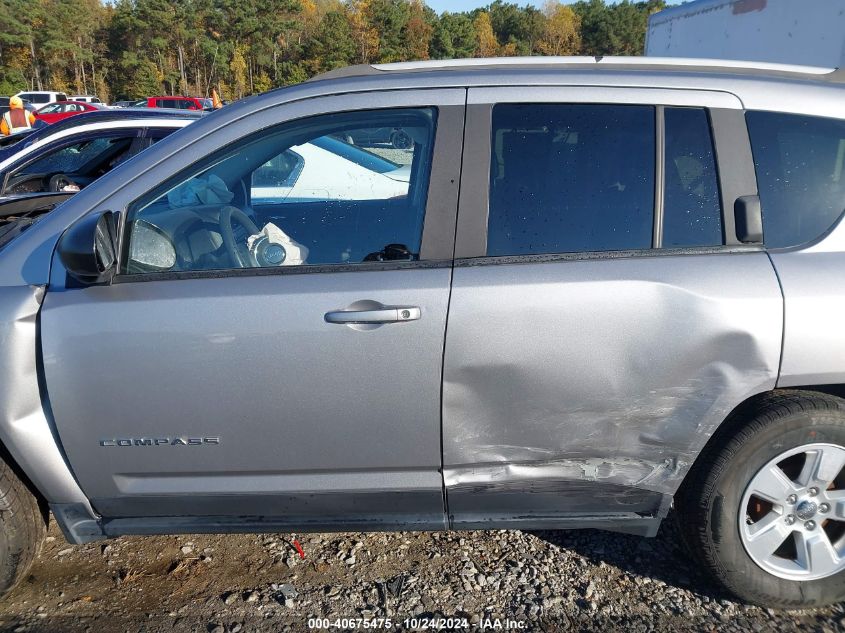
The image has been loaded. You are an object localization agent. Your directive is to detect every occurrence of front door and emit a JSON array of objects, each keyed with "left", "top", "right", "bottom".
[{"left": 40, "top": 94, "right": 465, "bottom": 528}]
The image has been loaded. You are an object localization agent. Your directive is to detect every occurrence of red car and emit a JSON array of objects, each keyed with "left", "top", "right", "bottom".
[
  {"left": 146, "top": 96, "right": 211, "bottom": 110},
  {"left": 35, "top": 100, "right": 104, "bottom": 124}
]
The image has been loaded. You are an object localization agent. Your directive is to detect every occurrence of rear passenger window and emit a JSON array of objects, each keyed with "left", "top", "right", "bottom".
[
  {"left": 663, "top": 107, "right": 723, "bottom": 247},
  {"left": 747, "top": 111, "right": 845, "bottom": 248},
  {"left": 487, "top": 104, "right": 655, "bottom": 256}
]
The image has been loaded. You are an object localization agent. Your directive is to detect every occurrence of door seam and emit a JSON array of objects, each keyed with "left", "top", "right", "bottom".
[{"left": 439, "top": 89, "right": 468, "bottom": 530}]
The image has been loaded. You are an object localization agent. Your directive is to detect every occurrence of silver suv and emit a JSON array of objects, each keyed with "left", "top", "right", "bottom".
[{"left": 2, "top": 57, "right": 845, "bottom": 608}]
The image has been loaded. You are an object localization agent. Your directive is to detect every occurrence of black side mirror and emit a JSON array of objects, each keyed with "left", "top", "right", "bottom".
[
  {"left": 734, "top": 195, "right": 763, "bottom": 244},
  {"left": 58, "top": 210, "right": 118, "bottom": 284}
]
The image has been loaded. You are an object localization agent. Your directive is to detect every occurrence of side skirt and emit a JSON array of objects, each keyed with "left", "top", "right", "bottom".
[{"left": 52, "top": 502, "right": 666, "bottom": 544}]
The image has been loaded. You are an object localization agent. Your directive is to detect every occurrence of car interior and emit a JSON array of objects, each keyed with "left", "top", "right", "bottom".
[
  {"left": 125, "top": 109, "right": 436, "bottom": 274},
  {"left": 3, "top": 135, "right": 138, "bottom": 196}
]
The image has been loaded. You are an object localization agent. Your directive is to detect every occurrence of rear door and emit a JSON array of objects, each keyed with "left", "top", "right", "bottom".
[
  {"left": 40, "top": 90, "right": 465, "bottom": 527},
  {"left": 443, "top": 87, "right": 783, "bottom": 529}
]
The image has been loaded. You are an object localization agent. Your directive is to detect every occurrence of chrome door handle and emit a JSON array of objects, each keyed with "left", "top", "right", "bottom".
[{"left": 324, "top": 306, "right": 421, "bottom": 324}]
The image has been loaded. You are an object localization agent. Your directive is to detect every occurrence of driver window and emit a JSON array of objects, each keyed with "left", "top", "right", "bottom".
[{"left": 123, "top": 107, "right": 437, "bottom": 275}]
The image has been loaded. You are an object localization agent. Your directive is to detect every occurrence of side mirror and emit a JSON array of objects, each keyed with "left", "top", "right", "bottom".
[
  {"left": 734, "top": 195, "right": 763, "bottom": 244},
  {"left": 58, "top": 210, "right": 118, "bottom": 284}
]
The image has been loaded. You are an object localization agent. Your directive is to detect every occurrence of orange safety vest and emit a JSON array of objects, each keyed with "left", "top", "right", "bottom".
[{"left": 3, "top": 108, "right": 33, "bottom": 133}]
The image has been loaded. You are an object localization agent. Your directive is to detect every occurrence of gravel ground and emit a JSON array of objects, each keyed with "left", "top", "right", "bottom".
[{"left": 0, "top": 513, "right": 842, "bottom": 633}]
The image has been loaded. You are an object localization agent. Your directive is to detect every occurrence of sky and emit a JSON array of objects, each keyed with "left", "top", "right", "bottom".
[{"left": 425, "top": 0, "right": 685, "bottom": 13}]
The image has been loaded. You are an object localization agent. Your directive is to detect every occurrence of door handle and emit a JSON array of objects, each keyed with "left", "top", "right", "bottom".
[{"left": 325, "top": 306, "right": 421, "bottom": 324}]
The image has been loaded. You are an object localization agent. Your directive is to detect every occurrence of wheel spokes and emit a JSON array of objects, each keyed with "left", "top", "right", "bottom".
[
  {"left": 824, "top": 490, "right": 845, "bottom": 520},
  {"left": 745, "top": 511, "right": 791, "bottom": 561},
  {"left": 749, "top": 464, "right": 796, "bottom": 503},
  {"left": 795, "top": 531, "right": 841, "bottom": 577},
  {"left": 813, "top": 446, "right": 845, "bottom": 486}
]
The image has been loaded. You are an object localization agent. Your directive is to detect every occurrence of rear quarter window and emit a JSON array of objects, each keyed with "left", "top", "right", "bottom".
[
  {"left": 662, "top": 107, "right": 722, "bottom": 247},
  {"left": 746, "top": 111, "right": 845, "bottom": 248}
]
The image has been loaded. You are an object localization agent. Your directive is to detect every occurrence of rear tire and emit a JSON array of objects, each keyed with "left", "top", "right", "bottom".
[
  {"left": 676, "top": 391, "right": 845, "bottom": 608},
  {"left": 0, "top": 454, "right": 47, "bottom": 597}
]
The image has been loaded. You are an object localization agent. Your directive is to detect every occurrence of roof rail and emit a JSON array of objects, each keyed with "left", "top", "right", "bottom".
[{"left": 309, "top": 56, "right": 841, "bottom": 83}]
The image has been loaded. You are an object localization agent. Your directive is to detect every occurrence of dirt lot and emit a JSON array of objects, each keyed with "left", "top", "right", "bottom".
[{"left": 1, "top": 514, "right": 842, "bottom": 633}]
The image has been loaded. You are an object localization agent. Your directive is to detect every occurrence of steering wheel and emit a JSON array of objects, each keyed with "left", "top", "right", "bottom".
[
  {"left": 48, "top": 173, "right": 76, "bottom": 192},
  {"left": 218, "top": 205, "right": 261, "bottom": 268}
]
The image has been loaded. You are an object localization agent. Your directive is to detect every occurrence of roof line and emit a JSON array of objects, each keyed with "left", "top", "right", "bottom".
[{"left": 308, "top": 56, "right": 841, "bottom": 84}]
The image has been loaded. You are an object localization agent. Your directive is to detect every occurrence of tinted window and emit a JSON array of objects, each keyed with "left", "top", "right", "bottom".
[
  {"left": 663, "top": 107, "right": 723, "bottom": 247},
  {"left": 145, "top": 128, "right": 178, "bottom": 142},
  {"left": 124, "top": 108, "right": 436, "bottom": 274},
  {"left": 487, "top": 104, "right": 655, "bottom": 256},
  {"left": 19, "top": 93, "right": 49, "bottom": 104},
  {"left": 747, "top": 111, "right": 845, "bottom": 248}
]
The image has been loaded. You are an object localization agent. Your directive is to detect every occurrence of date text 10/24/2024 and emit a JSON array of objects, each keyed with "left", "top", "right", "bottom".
[{"left": 307, "top": 617, "right": 528, "bottom": 630}]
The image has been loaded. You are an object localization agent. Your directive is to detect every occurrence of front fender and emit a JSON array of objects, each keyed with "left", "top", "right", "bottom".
[{"left": 0, "top": 284, "right": 95, "bottom": 513}]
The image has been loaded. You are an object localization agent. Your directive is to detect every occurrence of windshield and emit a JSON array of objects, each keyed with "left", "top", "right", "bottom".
[{"left": 23, "top": 137, "right": 125, "bottom": 175}]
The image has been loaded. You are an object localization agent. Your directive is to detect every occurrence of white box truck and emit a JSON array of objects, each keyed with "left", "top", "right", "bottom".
[{"left": 646, "top": 0, "right": 845, "bottom": 68}]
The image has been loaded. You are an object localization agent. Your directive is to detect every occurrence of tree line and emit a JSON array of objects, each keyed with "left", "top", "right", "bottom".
[{"left": 0, "top": 0, "right": 665, "bottom": 102}]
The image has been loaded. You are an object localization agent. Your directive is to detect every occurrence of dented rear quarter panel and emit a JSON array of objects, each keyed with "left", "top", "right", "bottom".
[
  {"left": 442, "top": 251, "right": 783, "bottom": 524},
  {"left": 770, "top": 220, "right": 845, "bottom": 388}
]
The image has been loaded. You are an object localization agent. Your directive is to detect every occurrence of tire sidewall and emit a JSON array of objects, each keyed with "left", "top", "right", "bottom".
[{"left": 709, "top": 410, "right": 845, "bottom": 606}]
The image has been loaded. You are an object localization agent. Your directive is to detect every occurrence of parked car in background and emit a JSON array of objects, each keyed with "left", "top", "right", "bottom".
[
  {"left": 69, "top": 95, "right": 103, "bottom": 104},
  {"left": 341, "top": 126, "right": 415, "bottom": 149},
  {"left": 0, "top": 130, "right": 33, "bottom": 154},
  {"left": 251, "top": 136, "right": 411, "bottom": 203},
  {"left": 0, "top": 112, "right": 200, "bottom": 197},
  {"left": 111, "top": 99, "right": 146, "bottom": 108},
  {"left": 14, "top": 90, "right": 68, "bottom": 105},
  {"left": 0, "top": 108, "right": 201, "bottom": 165},
  {"left": 35, "top": 101, "right": 106, "bottom": 124},
  {"left": 147, "top": 96, "right": 211, "bottom": 110}
]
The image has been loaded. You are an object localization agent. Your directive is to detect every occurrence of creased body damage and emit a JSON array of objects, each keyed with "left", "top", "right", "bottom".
[
  {"left": 0, "top": 285, "right": 94, "bottom": 512},
  {"left": 443, "top": 252, "right": 783, "bottom": 526}
]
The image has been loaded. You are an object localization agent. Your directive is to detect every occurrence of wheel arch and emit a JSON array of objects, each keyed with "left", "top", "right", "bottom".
[{"left": 678, "top": 385, "right": 845, "bottom": 498}]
